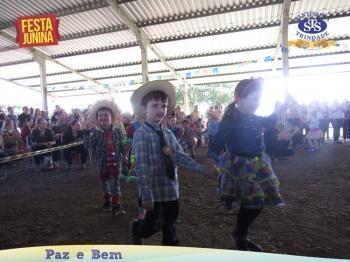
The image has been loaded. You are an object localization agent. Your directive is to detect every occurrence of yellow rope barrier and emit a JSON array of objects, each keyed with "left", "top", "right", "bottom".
[{"left": 0, "top": 141, "right": 84, "bottom": 164}]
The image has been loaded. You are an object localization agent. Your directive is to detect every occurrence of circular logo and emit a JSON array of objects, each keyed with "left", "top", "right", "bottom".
[{"left": 298, "top": 18, "right": 327, "bottom": 34}]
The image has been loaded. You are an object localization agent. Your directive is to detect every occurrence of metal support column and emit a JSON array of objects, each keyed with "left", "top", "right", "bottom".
[
  {"left": 37, "top": 56, "right": 48, "bottom": 111},
  {"left": 106, "top": 0, "right": 192, "bottom": 112},
  {"left": 183, "top": 83, "right": 189, "bottom": 114},
  {"left": 140, "top": 37, "right": 149, "bottom": 83},
  {"left": 281, "top": 0, "right": 291, "bottom": 78}
]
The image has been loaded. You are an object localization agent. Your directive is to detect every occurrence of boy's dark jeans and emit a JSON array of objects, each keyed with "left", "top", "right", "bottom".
[{"left": 132, "top": 200, "right": 179, "bottom": 246}]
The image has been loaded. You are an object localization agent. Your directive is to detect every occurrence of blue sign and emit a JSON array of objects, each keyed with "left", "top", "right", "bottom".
[{"left": 298, "top": 18, "right": 327, "bottom": 34}]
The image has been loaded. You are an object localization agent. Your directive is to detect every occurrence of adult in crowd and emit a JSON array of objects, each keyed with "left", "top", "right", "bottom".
[
  {"left": 0, "top": 109, "right": 5, "bottom": 129},
  {"left": 321, "top": 102, "right": 330, "bottom": 140},
  {"left": 264, "top": 121, "right": 295, "bottom": 160},
  {"left": 190, "top": 105, "right": 202, "bottom": 122},
  {"left": 50, "top": 105, "right": 62, "bottom": 124},
  {"left": 62, "top": 118, "right": 88, "bottom": 169},
  {"left": 29, "top": 107, "right": 34, "bottom": 119},
  {"left": 21, "top": 115, "right": 34, "bottom": 147},
  {"left": 51, "top": 110, "right": 69, "bottom": 168},
  {"left": 182, "top": 119, "right": 196, "bottom": 158},
  {"left": 342, "top": 101, "right": 350, "bottom": 142},
  {"left": 31, "top": 118, "right": 56, "bottom": 171},
  {"left": 121, "top": 113, "right": 133, "bottom": 138},
  {"left": 17, "top": 106, "right": 29, "bottom": 129},
  {"left": 167, "top": 115, "right": 181, "bottom": 140},
  {"left": 6, "top": 106, "right": 17, "bottom": 129},
  {"left": 174, "top": 105, "right": 185, "bottom": 121},
  {"left": 40, "top": 110, "right": 50, "bottom": 124},
  {"left": 214, "top": 104, "right": 223, "bottom": 120},
  {"left": 287, "top": 105, "right": 304, "bottom": 148},
  {"left": 1, "top": 119, "right": 25, "bottom": 155},
  {"left": 329, "top": 102, "right": 344, "bottom": 144},
  {"left": 0, "top": 134, "right": 9, "bottom": 175},
  {"left": 33, "top": 108, "right": 41, "bottom": 126}
]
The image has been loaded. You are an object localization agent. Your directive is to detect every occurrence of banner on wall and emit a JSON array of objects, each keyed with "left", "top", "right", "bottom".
[
  {"left": 288, "top": 11, "right": 338, "bottom": 50},
  {"left": 48, "top": 56, "right": 277, "bottom": 92},
  {"left": 288, "top": 39, "right": 337, "bottom": 49},
  {"left": 16, "top": 14, "right": 60, "bottom": 48}
]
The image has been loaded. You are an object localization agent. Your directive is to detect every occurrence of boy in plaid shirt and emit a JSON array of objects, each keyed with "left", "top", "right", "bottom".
[{"left": 130, "top": 80, "right": 217, "bottom": 245}]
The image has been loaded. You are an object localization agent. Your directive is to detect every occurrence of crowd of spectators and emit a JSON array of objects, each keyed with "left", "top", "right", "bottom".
[{"left": 1, "top": 99, "right": 350, "bottom": 172}]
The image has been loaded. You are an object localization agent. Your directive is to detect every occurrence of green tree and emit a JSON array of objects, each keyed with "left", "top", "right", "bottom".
[{"left": 176, "top": 84, "right": 233, "bottom": 111}]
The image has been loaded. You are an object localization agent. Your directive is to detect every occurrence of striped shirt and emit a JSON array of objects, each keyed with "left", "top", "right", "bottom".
[{"left": 133, "top": 122, "right": 203, "bottom": 202}]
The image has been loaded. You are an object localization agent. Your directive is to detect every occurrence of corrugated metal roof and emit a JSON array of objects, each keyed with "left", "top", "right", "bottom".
[
  {"left": 153, "top": 26, "right": 279, "bottom": 57},
  {"left": 54, "top": 46, "right": 144, "bottom": 69},
  {"left": 44, "top": 30, "right": 137, "bottom": 56},
  {"left": 291, "top": 0, "right": 350, "bottom": 17},
  {"left": 0, "top": 0, "right": 349, "bottom": 97},
  {"left": 58, "top": 7, "right": 126, "bottom": 36},
  {"left": 122, "top": 0, "right": 282, "bottom": 22},
  {"left": 0, "top": 0, "right": 108, "bottom": 28},
  {"left": 0, "top": 48, "right": 33, "bottom": 64},
  {"left": 0, "top": 37, "right": 16, "bottom": 49}
]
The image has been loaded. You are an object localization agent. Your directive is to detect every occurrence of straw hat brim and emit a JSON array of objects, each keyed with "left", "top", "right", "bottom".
[
  {"left": 130, "top": 80, "right": 176, "bottom": 116},
  {"left": 88, "top": 99, "right": 121, "bottom": 125}
]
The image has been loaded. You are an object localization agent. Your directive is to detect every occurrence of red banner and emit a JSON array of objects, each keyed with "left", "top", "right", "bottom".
[{"left": 16, "top": 14, "right": 60, "bottom": 48}]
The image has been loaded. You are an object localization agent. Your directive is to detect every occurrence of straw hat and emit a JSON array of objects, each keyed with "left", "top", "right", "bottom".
[
  {"left": 88, "top": 99, "right": 121, "bottom": 125},
  {"left": 130, "top": 80, "right": 176, "bottom": 116}
]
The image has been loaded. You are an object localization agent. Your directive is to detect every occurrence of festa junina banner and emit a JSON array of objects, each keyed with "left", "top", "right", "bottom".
[
  {"left": 15, "top": 14, "right": 60, "bottom": 48},
  {"left": 0, "top": 245, "right": 346, "bottom": 262}
]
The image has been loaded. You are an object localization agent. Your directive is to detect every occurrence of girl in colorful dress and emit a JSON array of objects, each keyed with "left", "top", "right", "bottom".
[
  {"left": 306, "top": 110, "right": 323, "bottom": 151},
  {"left": 208, "top": 78, "right": 284, "bottom": 252},
  {"left": 88, "top": 99, "right": 126, "bottom": 217}
]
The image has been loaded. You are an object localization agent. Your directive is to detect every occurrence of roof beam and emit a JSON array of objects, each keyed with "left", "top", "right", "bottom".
[
  {"left": 0, "top": 76, "right": 43, "bottom": 94},
  {"left": 1, "top": 11, "right": 349, "bottom": 65},
  {"left": 116, "top": 0, "right": 137, "bottom": 4},
  {"left": 0, "top": 43, "right": 275, "bottom": 67},
  {"left": 24, "top": 56, "right": 350, "bottom": 88},
  {"left": 47, "top": 60, "right": 350, "bottom": 94},
  {"left": 106, "top": 0, "right": 193, "bottom": 111},
  {"left": 51, "top": 42, "right": 139, "bottom": 59},
  {"left": 8, "top": 48, "right": 350, "bottom": 82},
  {"left": 0, "top": 30, "right": 106, "bottom": 95}
]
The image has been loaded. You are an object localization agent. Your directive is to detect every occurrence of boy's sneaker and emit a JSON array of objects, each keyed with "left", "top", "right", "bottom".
[
  {"left": 231, "top": 233, "right": 263, "bottom": 252},
  {"left": 102, "top": 201, "right": 111, "bottom": 211},
  {"left": 129, "top": 220, "right": 144, "bottom": 245},
  {"left": 246, "top": 239, "right": 263, "bottom": 252},
  {"left": 231, "top": 233, "right": 248, "bottom": 251},
  {"left": 112, "top": 205, "right": 126, "bottom": 217}
]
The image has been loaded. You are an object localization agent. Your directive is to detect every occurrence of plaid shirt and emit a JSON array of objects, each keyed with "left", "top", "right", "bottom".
[
  {"left": 89, "top": 126, "right": 124, "bottom": 171},
  {"left": 133, "top": 122, "right": 203, "bottom": 202}
]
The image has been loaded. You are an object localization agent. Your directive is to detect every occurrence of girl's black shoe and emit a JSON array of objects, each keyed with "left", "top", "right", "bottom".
[
  {"left": 247, "top": 239, "right": 263, "bottom": 252},
  {"left": 232, "top": 233, "right": 263, "bottom": 252}
]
